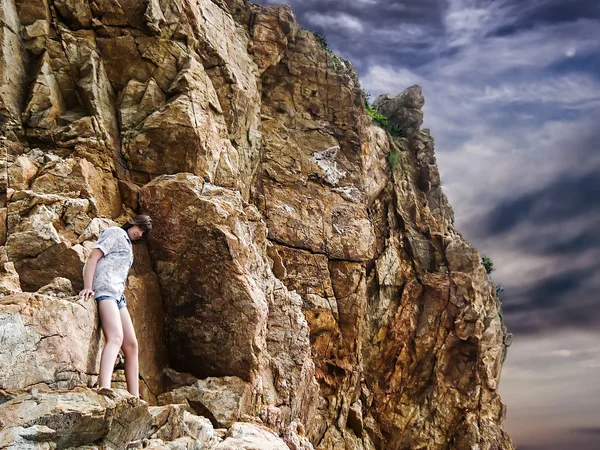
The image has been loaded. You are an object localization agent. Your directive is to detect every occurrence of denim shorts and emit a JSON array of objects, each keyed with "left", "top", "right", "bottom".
[{"left": 95, "top": 294, "right": 127, "bottom": 310}]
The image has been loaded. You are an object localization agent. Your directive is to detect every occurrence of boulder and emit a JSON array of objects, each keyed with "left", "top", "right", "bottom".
[{"left": 372, "top": 85, "right": 425, "bottom": 137}]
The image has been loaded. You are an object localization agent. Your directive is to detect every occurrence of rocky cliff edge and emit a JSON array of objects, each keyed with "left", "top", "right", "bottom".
[{"left": 0, "top": 0, "right": 514, "bottom": 449}]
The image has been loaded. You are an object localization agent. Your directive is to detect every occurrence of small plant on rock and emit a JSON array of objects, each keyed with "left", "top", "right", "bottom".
[
  {"left": 387, "top": 123, "right": 402, "bottom": 137},
  {"left": 387, "top": 149, "right": 401, "bottom": 171},
  {"left": 479, "top": 255, "right": 507, "bottom": 329},
  {"left": 495, "top": 283, "right": 504, "bottom": 297},
  {"left": 314, "top": 31, "right": 329, "bottom": 50},
  {"left": 365, "top": 101, "right": 389, "bottom": 128},
  {"left": 312, "top": 31, "right": 343, "bottom": 73},
  {"left": 364, "top": 100, "right": 406, "bottom": 138},
  {"left": 481, "top": 254, "right": 494, "bottom": 274}
]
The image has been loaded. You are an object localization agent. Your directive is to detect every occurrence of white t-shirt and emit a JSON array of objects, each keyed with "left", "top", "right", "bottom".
[{"left": 84, "top": 227, "right": 133, "bottom": 299}]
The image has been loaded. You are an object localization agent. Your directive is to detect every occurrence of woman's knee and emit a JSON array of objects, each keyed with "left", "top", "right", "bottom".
[
  {"left": 106, "top": 333, "right": 124, "bottom": 347},
  {"left": 122, "top": 337, "right": 138, "bottom": 355}
]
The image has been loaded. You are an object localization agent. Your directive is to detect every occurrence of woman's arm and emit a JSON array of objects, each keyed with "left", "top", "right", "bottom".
[{"left": 79, "top": 248, "right": 104, "bottom": 300}]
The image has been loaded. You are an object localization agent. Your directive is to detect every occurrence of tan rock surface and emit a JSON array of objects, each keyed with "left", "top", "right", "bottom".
[
  {"left": 140, "top": 174, "right": 269, "bottom": 381},
  {"left": 0, "top": 247, "right": 21, "bottom": 296},
  {"left": 157, "top": 376, "right": 253, "bottom": 428},
  {"left": 140, "top": 174, "right": 320, "bottom": 439},
  {"left": 214, "top": 422, "right": 291, "bottom": 450},
  {"left": 0, "top": 292, "right": 100, "bottom": 390},
  {"left": 0, "top": 1, "right": 514, "bottom": 449}
]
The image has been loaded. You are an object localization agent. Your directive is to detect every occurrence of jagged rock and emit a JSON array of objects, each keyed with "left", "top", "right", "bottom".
[
  {"left": 160, "top": 368, "right": 199, "bottom": 392},
  {"left": 118, "top": 78, "right": 166, "bottom": 131},
  {"left": 0, "top": 388, "right": 307, "bottom": 450},
  {"left": 122, "top": 57, "right": 237, "bottom": 183},
  {"left": 5, "top": 204, "right": 62, "bottom": 260},
  {"left": 347, "top": 401, "right": 364, "bottom": 438},
  {"left": 23, "top": 52, "right": 68, "bottom": 130},
  {"left": 5, "top": 153, "right": 122, "bottom": 291},
  {"left": 213, "top": 423, "right": 290, "bottom": 450},
  {"left": 372, "top": 85, "right": 425, "bottom": 137},
  {"left": 7, "top": 155, "right": 39, "bottom": 190},
  {"left": 281, "top": 421, "right": 315, "bottom": 450},
  {"left": 158, "top": 376, "right": 252, "bottom": 428},
  {"left": 0, "top": 209, "right": 7, "bottom": 246},
  {"left": 30, "top": 156, "right": 121, "bottom": 217},
  {"left": 54, "top": 0, "right": 93, "bottom": 30},
  {"left": 0, "top": 0, "right": 27, "bottom": 138},
  {"left": 0, "top": 388, "right": 173, "bottom": 449},
  {"left": 36, "top": 276, "right": 75, "bottom": 297},
  {"left": 139, "top": 174, "right": 268, "bottom": 381},
  {"left": 141, "top": 173, "right": 319, "bottom": 438},
  {"left": 248, "top": 5, "right": 299, "bottom": 75},
  {"left": 0, "top": 293, "right": 100, "bottom": 390},
  {"left": 446, "top": 238, "right": 483, "bottom": 273},
  {"left": 148, "top": 403, "right": 220, "bottom": 447},
  {"left": 118, "top": 179, "right": 141, "bottom": 211},
  {"left": 186, "top": 0, "right": 262, "bottom": 200},
  {"left": 0, "top": 0, "right": 514, "bottom": 449},
  {"left": 0, "top": 247, "right": 21, "bottom": 296},
  {"left": 14, "top": 241, "right": 88, "bottom": 292}
]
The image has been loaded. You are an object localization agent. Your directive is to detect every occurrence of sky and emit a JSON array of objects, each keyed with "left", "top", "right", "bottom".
[{"left": 253, "top": 1, "right": 600, "bottom": 448}]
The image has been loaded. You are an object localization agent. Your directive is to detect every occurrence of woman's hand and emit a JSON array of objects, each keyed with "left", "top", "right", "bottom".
[
  {"left": 79, "top": 288, "right": 95, "bottom": 300},
  {"left": 81, "top": 248, "right": 103, "bottom": 301}
]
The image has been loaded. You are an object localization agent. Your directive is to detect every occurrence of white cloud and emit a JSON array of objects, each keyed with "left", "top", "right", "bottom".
[
  {"left": 444, "top": 6, "right": 489, "bottom": 46},
  {"left": 552, "top": 349, "right": 574, "bottom": 357},
  {"left": 476, "top": 74, "right": 600, "bottom": 106},
  {"left": 304, "top": 11, "right": 365, "bottom": 34},
  {"left": 361, "top": 65, "right": 423, "bottom": 96},
  {"left": 443, "top": 0, "right": 520, "bottom": 47},
  {"left": 437, "top": 18, "right": 600, "bottom": 78},
  {"left": 371, "top": 23, "right": 432, "bottom": 45}
]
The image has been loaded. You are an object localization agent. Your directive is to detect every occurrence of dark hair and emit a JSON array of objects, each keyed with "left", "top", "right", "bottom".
[{"left": 122, "top": 214, "right": 152, "bottom": 244}]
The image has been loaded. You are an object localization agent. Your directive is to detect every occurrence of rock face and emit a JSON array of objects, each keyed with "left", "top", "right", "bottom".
[{"left": 0, "top": 1, "right": 514, "bottom": 449}]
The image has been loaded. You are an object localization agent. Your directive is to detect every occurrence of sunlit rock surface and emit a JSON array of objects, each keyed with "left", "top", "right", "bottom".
[{"left": 0, "top": 0, "right": 513, "bottom": 449}]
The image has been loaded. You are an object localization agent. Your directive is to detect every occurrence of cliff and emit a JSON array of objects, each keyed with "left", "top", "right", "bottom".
[{"left": 0, "top": 0, "right": 514, "bottom": 449}]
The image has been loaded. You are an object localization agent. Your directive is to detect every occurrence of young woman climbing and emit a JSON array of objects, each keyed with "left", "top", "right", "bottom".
[{"left": 79, "top": 215, "right": 152, "bottom": 397}]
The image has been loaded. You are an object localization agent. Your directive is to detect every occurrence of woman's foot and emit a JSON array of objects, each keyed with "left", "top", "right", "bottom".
[{"left": 95, "top": 386, "right": 117, "bottom": 398}]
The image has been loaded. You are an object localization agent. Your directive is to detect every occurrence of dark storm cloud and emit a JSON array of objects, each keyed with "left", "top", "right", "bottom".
[
  {"left": 501, "top": 264, "right": 599, "bottom": 335},
  {"left": 525, "top": 226, "right": 600, "bottom": 257},
  {"left": 503, "top": 268, "right": 595, "bottom": 312},
  {"left": 473, "top": 131, "right": 600, "bottom": 335},
  {"left": 259, "top": 0, "right": 441, "bottom": 31},
  {"left": 491, "top": 0, "right": 600, "bottom": 37},
  {"left": 483, "top": 177, "right": 600, "bottom": 335},
  {"left": 576, "top": 427, "right": 600, "bottom": 436},
  {"left": 501, "top": 263, "right": 598, "bottom": 331},
  {"left": 484, "top": 170, "right": 600, "bottom": 237}
]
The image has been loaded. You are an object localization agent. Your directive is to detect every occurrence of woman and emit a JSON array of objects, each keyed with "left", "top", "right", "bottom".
[{"left": 79, "top": 215, "right": 152, "bottom": 397}]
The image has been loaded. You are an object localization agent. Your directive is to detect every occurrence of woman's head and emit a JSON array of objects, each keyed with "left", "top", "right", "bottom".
[{"left": 122, "top": 214, "right": 152, "bottom": 243}]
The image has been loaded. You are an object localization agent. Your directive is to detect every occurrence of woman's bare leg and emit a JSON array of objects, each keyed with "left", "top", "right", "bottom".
[
  {"left": 98, "top": 300, "right": 123, "bottom": 389},
  {"left": 120, "top": 307, "right": 139, "bottom": 397}
]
